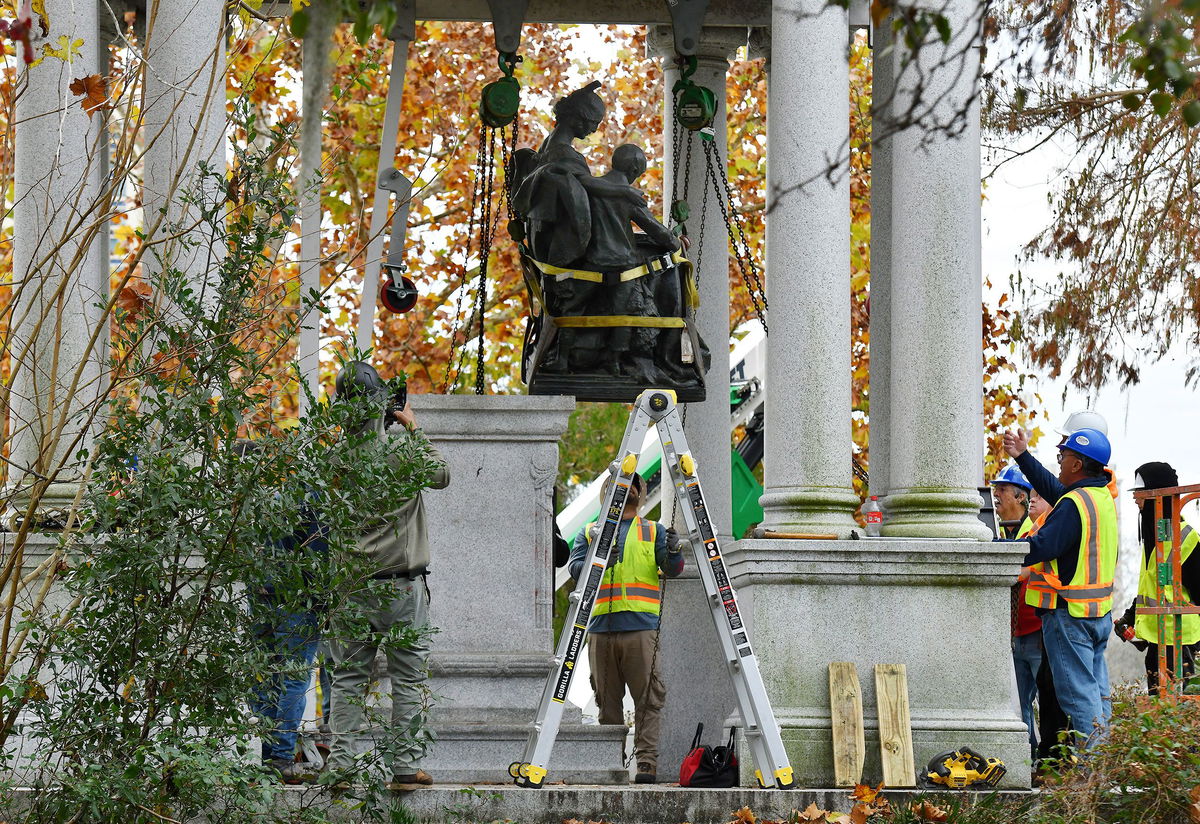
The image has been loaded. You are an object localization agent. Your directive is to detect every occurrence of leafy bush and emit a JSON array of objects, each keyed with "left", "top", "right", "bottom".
[{"left": 3, "top": 109, "right": 438, "bottom": 823}]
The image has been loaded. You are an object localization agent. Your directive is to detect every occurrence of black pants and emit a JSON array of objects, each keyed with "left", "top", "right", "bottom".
[
  {"left": 1035, "top": 656, "right": 1069, "bottom": 764},
  {"left": 1145, "top": 642, "right": 1197, "bottom": 695}
]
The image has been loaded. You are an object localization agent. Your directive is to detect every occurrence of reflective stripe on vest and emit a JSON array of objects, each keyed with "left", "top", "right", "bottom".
[
  {"left": 1025, "top": 487, "right": 1118, "bottom": 618},
  {"left": 591, "top": 517, "right": 662, "bottom": 618},
  {"left": 1134, "top": 522, "right": 1200, "bottom": 644}
]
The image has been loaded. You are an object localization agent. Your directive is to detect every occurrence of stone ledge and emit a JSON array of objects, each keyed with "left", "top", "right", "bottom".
[
  {"left": 45, "top": 783, "right": 1030, "bottom": 823},
  {"left": 727, "top": 538, "right": 1025, "bottom": 586},
  {"left": 411, "top": 394, "right": 575, "bottom": 441}
]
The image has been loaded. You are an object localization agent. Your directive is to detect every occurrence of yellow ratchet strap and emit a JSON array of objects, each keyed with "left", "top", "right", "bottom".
[
  {"left": 552, "top": 315, "right": 686, "bottom": 328},
  {"left": 529, "top": 251, "right": 689, "bottom": 284}
]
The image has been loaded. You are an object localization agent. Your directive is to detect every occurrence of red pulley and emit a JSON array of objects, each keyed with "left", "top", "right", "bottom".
[{"left": 380, "top": 276, "right": 419, "bottom": 314}]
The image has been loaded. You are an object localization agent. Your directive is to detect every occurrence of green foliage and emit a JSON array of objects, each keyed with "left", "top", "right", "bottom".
[
  {"left": 1121, "top": 3, "right": 1200, "bottom": 116},
  {"left": 6, "top": 106, "right": 438, "bottom": 823},
  {"left": 1031, "top": 689, "right": 1200, "bottom": 824},
  {"left": 556, "top": 403, "right": 633, "bottom": 499}
]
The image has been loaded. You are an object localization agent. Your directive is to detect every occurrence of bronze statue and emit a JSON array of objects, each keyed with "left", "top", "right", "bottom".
[{"left": 511, "top": 81, "right": 708, "bottom": 402}]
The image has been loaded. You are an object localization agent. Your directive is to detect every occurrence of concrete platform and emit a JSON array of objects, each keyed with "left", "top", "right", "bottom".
[{"left": 270, "top": 783, "right": 1035, "bottom": 823}]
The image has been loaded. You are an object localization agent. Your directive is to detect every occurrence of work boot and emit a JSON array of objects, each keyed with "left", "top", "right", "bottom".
[
  {"left": 387, "top": 769, "right": 434, "bottom": 792},
  {"left": 265, "top": 758, "right": 315, "bottom": 785},
  {"left": 634, "top": 763, "right": 657, "bottom": 784}
]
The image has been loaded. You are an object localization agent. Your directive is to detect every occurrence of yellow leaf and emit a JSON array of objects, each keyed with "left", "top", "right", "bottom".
[
  {"left": 41, "top": 34, "right": 83, "bottom": 63},
  {"left": 291, "top": 0, "right": 311, "bottom": 9}
]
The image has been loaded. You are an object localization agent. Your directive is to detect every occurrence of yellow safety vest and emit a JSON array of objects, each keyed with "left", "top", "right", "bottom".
[
  {"left": 588, "top": 517, "right": 662, "bottom": 617},
  {"left": 1134, "top": 521, "right": 1200, "bottom": 645},
  {"left": 1026, "top": 487, "right": 1118, "bottom": 618},
  {"left": 1016, "top": 517, "right": 1034, "bottom": 538}
]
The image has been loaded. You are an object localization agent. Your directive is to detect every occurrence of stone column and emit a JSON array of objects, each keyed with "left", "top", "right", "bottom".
[
  {"left": 8, "top": 0, "right": 106, "bottom": 521},
  {"left": 416, "top": 395, "right": 625, "bottom": 783},
  {"left": 141, "top": 0, "right": 227, "bottom": 305},
  {"left": 874, "top": 0, "right": 992, "bottom": 540},
  {"left": 728, "top": 1, "right": 1028, "bottom": 790},
  {"left": 297, "top": 4, "right": 338, "bottom": 412},
  {"left": 759, "top": 0, "right": 859, "bottom": 538},
  {"left": 647, "top": 25, "right": 746, "bottom": 779}
]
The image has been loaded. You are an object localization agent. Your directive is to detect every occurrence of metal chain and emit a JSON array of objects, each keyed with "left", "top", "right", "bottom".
[
  {"left": 670, "top": 117, "right": 684, "bottom": 210},
  {"left": 473, "top": 124, "right": 505, "bottom": 396},
  {"left": 444, "top": 120, "right": 489, "bottom": 393},
  {"left": 702, "top": 138, "right": 768, "bottom": 333},
  {"left": 695, "top": 141, "right": 710, "bottom": 273}
]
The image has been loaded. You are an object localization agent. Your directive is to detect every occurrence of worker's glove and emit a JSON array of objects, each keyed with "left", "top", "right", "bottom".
[
  {"left": 666, "top": 527, "right": 682, "bottom": 552},
  {"left": 605, "top": 543, "right": 622, "bottom": 567}
]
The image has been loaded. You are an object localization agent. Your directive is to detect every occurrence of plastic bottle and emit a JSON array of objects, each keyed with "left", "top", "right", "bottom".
[{"left": 862, "top": 495, "right": 883, "bottom": 537}]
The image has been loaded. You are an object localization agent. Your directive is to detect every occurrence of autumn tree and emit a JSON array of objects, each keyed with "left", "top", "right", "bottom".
[{"left": 986, "top": 0, "right": 1200, "bottom": 390}]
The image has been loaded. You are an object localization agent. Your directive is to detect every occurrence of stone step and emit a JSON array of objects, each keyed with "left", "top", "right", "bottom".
[
  {"left": 425, "top": 721, "right": 628, "bottom": 784},
  {"left": 262, "top": 783, "right": 1035, "bottom": 823}
]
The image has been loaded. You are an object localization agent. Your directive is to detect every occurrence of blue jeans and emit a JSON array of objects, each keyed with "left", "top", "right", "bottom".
[
  {"left": 250, "top": 606, "right": 320, "bottom": 762},
  {"left": 1040, "top": 609, "right": 1111, "bottom": 750},
  {"left": 1011, "top": 631, "right": 1042, "bottom": 754}
]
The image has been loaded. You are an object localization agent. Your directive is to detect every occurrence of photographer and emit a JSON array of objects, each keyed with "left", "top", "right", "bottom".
[{"left": 324, "top": 362, "right": 450, "bottom": 792}]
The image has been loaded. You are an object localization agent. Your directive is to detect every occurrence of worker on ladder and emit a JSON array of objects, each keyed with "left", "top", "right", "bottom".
[
  {"left": 567, "top": 473, "right": 684, "bottom": 784},
  {"left": 1114, "top": 461, "right": 1200, "bottom": 695},
  {"left": 1003, "top": 427, "right": 1118, "bottom": 753}
]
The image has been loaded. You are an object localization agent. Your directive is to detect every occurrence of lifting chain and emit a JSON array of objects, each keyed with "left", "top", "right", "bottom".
[
  {"left": 444, "top": 52, "right": 521, "bottom": 394},
  {"left": 668, "top": 56, "right": 768, "bottom": 335},
  {"left": 444, "top": 118, "right": 517, "bottom": 394},
  {"left": 700, "top": 136, "right": 768, "bottom": 333}
]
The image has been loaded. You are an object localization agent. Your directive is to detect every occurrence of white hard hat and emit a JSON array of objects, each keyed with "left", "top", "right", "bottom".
[{"left": 1055, "top": 410, "right": 1108, "bottom": 437}]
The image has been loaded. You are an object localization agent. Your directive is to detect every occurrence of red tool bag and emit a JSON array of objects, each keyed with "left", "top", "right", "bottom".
[{"left": 679, "top": 723, "right": 738, "bottom": 787}]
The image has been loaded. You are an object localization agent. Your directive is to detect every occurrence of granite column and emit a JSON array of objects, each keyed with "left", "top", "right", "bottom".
[
  {"left": 141, "top": 0, "right": 227, "bottom": 307},
  {"left": 8, "top": 0, "right": 107, "bottom": 521},
  {"left": 759, "top": 0, "right": 859, "bottom": 538},
  {"left": 648, "top": 25, "right": 746, "bottom": 779},
  {"left": 873, "top": 0, "right": 991, "bottom": 539}
]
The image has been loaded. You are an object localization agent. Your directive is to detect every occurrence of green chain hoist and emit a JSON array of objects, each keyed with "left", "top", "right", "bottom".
[
  {"left": 481, "top": 51, "right": 522, "bottom": 127},
  {"left": 672, "top": 55, "right": 716, "bottom": 133}
]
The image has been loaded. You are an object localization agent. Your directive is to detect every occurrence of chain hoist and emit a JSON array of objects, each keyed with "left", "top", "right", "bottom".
[
  {"left": 444, "top": 52, "right": 521, "bottom": 395},
  {"left": 667, "top": 55, "right": 768, "bottom": 333}
]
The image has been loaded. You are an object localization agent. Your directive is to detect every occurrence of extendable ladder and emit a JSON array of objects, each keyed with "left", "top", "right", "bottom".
[{"left": 509, "top": 389, "right": 795, "bottom": 789}]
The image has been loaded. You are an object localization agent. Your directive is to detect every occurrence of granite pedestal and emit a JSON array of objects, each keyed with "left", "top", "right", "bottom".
[
  {"left": 415, "top": 395, "right": 626, "bottom": 784},
  {"left": 727, "top": 538, "right": 1031, "bottom": 788}
]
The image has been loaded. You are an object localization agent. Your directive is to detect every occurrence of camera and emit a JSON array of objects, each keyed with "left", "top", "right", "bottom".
[{"left": 384, "top": 383, "right": 409, "bottom": 430}]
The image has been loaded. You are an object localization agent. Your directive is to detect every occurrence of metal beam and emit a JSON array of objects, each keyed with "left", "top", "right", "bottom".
[{"left": 257, "top": 0, "right": 768, "bottom": 27}]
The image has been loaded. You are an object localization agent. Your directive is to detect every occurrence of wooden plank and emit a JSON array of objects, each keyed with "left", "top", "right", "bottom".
[
  {"left": 874, "top": 664, "right": 916, "bottom": 787},
  {"left": 828, "top": 662, "right": 865, "bottom": 787}
]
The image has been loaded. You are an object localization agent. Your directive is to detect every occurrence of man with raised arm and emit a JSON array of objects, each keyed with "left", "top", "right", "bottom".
[{"left": 1002, "top": 427, "right": 1118, "bottom": 751}]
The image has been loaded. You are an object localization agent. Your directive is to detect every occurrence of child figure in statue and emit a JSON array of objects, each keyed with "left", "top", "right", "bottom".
[{"left": 590, "top": 144, "right": 680, "bottom": 380}]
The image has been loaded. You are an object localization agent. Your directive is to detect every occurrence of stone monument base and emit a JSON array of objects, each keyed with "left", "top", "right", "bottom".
[
  {"left": 726, "top": 538, "right": 1031, "bottom": 789},
  {"left": 427, "top": 652, "right": 626, "bottom": 784}
]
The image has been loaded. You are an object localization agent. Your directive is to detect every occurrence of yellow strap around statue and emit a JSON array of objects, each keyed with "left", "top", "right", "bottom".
[
  {"left": 529, "top": 250, "right": 688, "bottom": 284},
  {"left": 552, "top": 315, "right": 686, "bottom": 329}
]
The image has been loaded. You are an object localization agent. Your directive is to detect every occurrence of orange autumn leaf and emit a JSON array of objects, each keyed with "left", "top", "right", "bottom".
[
  {"left": 730, "top": 807, "right": 756, "bottom": 824},
  {"left": 869, "top": 0, "right": 892, "bottom": 27},
  {"left": 910, "top": 800, "right": 949, "bottom": 822},
  {"left": 1189, "top": 786, "right": 1200, "bottom": 823},
  {"left": 69, "top": 73, "right": 110, "bottom": 118},
  {"left": 848, "top": 805, "right": 869, "bottom": 824},
  {"left": 849, "top": 783, "right": 884, "bottom": 804},
  {"left": 796, "top": 804, "right": 829, "bottom": 823},
  {"left": 115, "top": 279, "right": 152, "bottom": 317}
]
